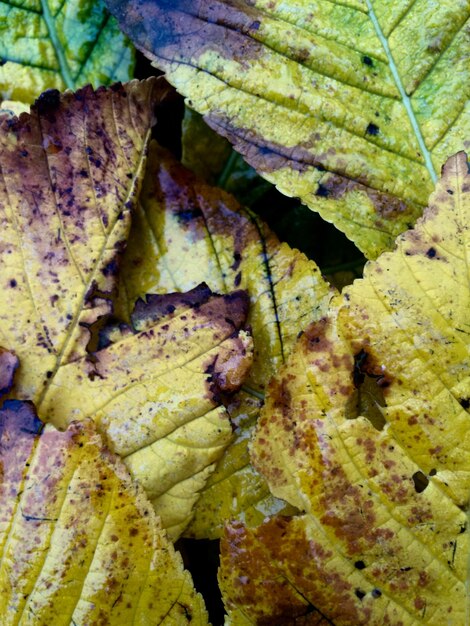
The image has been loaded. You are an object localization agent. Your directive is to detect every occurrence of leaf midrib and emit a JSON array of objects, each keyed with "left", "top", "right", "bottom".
[
  {"left": 365, "top": 0, "right": 437, "bottom": 184},
  {"left": 40, "top": 0, "right": 74, "bottom": 89}
]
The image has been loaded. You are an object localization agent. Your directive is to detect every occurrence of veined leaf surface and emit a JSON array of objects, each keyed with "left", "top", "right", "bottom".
[
  {"left": 0, "top": 82, "right": 253, "bottom": 540},
  {"left": 0, "top": 0, "right": 134, "bottom": 103},
  {"left": 106, "top": 0, "right": 469, "bottom": 258},
  {"left": 0, "top": 398, "right": 208, "bottom": 624},
  {"left": 118, "top": 142, "right": 334, "bottom": 537},
  {"left": 219, "top": 153, "right": 470, "bottom": 624}
]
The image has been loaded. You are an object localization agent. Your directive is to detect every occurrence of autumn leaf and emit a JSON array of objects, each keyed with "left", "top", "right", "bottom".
[
  {"left": 106, "top": 0, "right": 469, "bottom": 259},
  {"left": 0, "top": 390, "right": 208, "bottom": 623},
  {"left": 0, "top": 81, "right": 252, "bottom": 540},
  {"left": 117, "top": 141, "right": 334, "bottom": 537},
  {"left": 0, "top": 0, "right": 134, "bottom": 103},
  {"left": 219, "top": 152, "right": 470, "bottom": 624}
]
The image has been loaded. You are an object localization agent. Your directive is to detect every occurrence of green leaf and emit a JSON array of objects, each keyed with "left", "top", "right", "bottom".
[
  {"left": 106, "top": 0, "right": 469, "bottom": 259},
  {"left": 0, "top": 0, "right": 135, "bottom": 103}
]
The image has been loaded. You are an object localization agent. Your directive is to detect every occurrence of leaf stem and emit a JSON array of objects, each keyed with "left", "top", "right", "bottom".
[{"left": 365, "top": 0, "right": 437, "bottom": 183}]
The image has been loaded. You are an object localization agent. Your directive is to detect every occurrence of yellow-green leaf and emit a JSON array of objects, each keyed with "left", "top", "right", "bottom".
[
  {"left": 118, "top": 142, "right": 333, "bottom": 537},
  {"left": 0, "top": 0, "right": 135, "bottom": 103},
  {"left": 107, "top": 0, "right": 470, "bottom": 258},
  {"left": 0, "top": 82, "right": 253, "bottom": 540},
  {"left": 220, "top": 151, "right": 470, "bottom": 624},
  {"left": 0, "top": 399, "right": 208, "bottom": 624}
]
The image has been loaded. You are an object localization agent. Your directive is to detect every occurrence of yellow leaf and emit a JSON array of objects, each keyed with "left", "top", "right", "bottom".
[
  {"left": 107, "top": 0, "right": 470, "bottom": 258},
  {"left": 220, "top": 152, "right": 470, "bottom": 624},
  {"left": 0, "top": 82, "right": 253, "bottom": 540},
  {"left": 0, "top": 398, "right": 208, "bottom": 624},
  {"left": 118, "top": 142, "right": 333, "bottom": 538}
]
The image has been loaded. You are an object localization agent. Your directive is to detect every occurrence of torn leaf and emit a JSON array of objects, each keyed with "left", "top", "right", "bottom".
[
  {"left": 0, "top": 82, "right": 252, "bottom": 540},
  {"left": 40, "top": 284, "right": 253, "bottom": 538},
  {"left": 118, "top": 142, "right": 333, "bottom": 537}
]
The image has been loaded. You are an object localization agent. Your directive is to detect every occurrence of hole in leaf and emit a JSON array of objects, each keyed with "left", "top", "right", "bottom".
[
  {"left": 429, "top": 468, "right": 437, "bottom": 476},
  {"left": 354, "top": 560, "right": 366, "bottom": 570},
  {"left": 349, "top": 350, "right": 388, "bottom": 430},
  {"left": 412, "top": 471, "right": 429, "bottom": 493},
  {"left": 355, "top": 589, "right": 366, "bottom": 600}
]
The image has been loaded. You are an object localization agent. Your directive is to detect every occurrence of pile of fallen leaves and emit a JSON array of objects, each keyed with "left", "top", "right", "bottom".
[{"left": 0, "top": 1, "right": 468, "bottom": 624}]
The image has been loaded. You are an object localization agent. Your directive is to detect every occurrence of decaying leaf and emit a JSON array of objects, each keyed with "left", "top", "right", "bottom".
[
  {"left": 0, "top": 81, "right": 253, "bottom": 540},
  {"left": 106, "top": 0, "right": 469, "bottom": 258},
  {"left": 117, "top": 142, "right": 334, "bottom": 537},
  {"left": 0, "top": 0, "right": 134, "bottom": 103},
  {"left": 0, "top": 395, "right": 208, "bottom": 623},
  {"left": 220, "top": 152, "right": 470, "bottom": 624}
]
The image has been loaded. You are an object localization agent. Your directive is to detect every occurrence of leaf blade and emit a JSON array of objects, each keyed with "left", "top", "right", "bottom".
[
  {"left": 219, "top": 151, "right": 470, "bottom": 624},
  {"left": 107, "top": 0, "right": 470, "bottom": 257},
  {"left": 0, "top": 0, "right": 135, "bottom": 102}
]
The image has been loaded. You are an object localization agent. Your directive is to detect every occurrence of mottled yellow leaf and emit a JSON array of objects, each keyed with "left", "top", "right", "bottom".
[
  {"left": 42, "top": 284, "right": 253, "bottom": 539},
  {"left": 220, "top": 152, "right": 470, "bottom": 624},
  {"left": 118, "top": 142, "right": 333, "bottom": 537},
  {"left": 0, "top": 399, "right": 208, "bottom": 624},
  {"left": 0, "top": 79, "right": 158, "bottom": 404},
  {"left": 0, "top": 82, "right": 253, "bottom": 540},
  {"left": 107, "top": 0, "right": 469, "bottom": 258}
]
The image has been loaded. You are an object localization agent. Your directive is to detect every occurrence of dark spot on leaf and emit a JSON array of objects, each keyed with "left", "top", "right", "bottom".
[
  {"left": 250, "top": 20, "right": 261, "bottom": 30},
  {"left": 9, "top": 279, "right": 17, "bottom": 288},
  {"left": 447, "top": 189, "right": 454, "bottom": 195},
  {"left": 362, "top": 55, "right": 374, "bottom": 66},
  {"left": 34, "top": 89, "right": 61, "bottom": 115},
  {"left": 102, "top": 259, "right": 119, "bottom": 277},
  {"left": 315, "top": 183, "right": 329, "bottom": 198},
  {"left": 366, "top": 123, "right": 379, "bottom": 136},
  {"left": 353, "top": 350, "right": 368, "bottom": 388},
  {"left": 426, "top": 247, "right": 437, "bottom": 258},
  {"left": 79, "top": 169, "right": 88, "bottom": 178},
  {"left": 20, "top": 150, "right": 28, "bottom": 157},
  {"left": 429, "top": 468, "right": 437, "bottom": 476},
  {"left": 234, "top": 272, "right": 242, "bottom": 287},
  {"left": 412, "top": 471, "right": 429, "bottom": 493},
  {"left": 231, "top": 251, "right": 242, "bottom": 271},
  {"left": 176, "top": 207, "right": 203, "bottom": 223},
  {"left": 371, "top": 589, "right": 382, "bottom": 598},
  {"left": 85, "top": 147, "right": 93, "bottom": 155}
]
